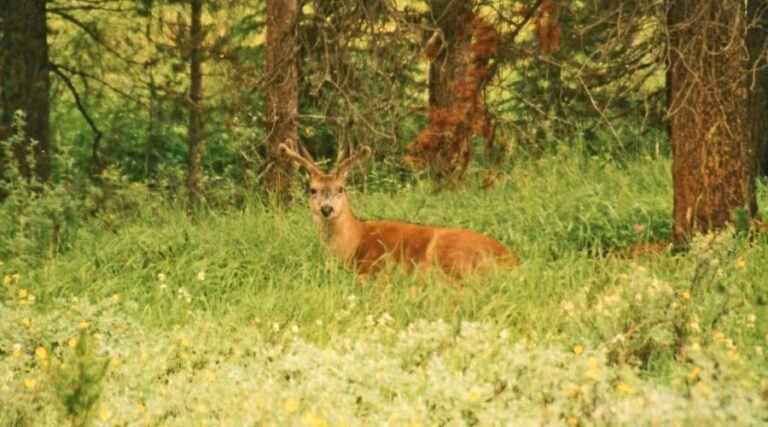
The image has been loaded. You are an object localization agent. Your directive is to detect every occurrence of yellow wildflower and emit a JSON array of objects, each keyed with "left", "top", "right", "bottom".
[
  {"left": 79, "top": 320, "right": 91, "bottom": 329},
  {"left": 110, "top": 357, "right": 120, "bottom": 368},
  {"left": 564, "top": 386, "right": 580, "bottom": 398},
  {"left": 687, "top": 366, "right": 701, "bottom": 380},
  {"left": 301, "top": 412, "right": 329, "bottom": 427},
  {"left": 573, "top": 345, "right": 584, "bottom": 355},
  {"left": 617, "top": 382, "right": 635, "bottom": 394},
  {"left": 35, "top": 347, "right": 48, "bottom": 360},
  {"left": 136, "top": 403, "right": 146, "bottom": 413},
  {"left": 567, "top": 417, "right": 579, "bottom": 426},
  {"left": 284, "top": 399, "right": 299, "bottom": 412},
  {"left": 99, "top": 408, "right": 111, "bottom": 421},
  {"left": 585, "top": 357, "right": 601, "bottom": 379},
  {"left": 204, "top": 369, "right": 215, "bottom": 381},
  {"left": 18, "top": 289, "right": 28, "bottom": 299},
  {"left": 12, "top": 272, "right": 20, "bottom": 281},
  {"left": 735, "top": 259, "right": 746, "bottom": 270},
  {"left": 12, "top": 343, "right": 22, "bottom": 358},
  {"left": 0, "top": 260, "right": 4, "bottom": 267},
  {"left": 694, "top": 381, "right": 712, "bottom": 396},
  {"left": 713, "top": 331, "right": 726, "bottom": 343},
  {"left": 3, "top": 275, "right": 11, "bottom": 286},
  {"left": 24, "top": 378, "right": 37, "bottom": 389},
  {"left": 68, "top": 338, "right": 77, "bottom": 348},
  {"left": 21, "top": 317, "right": 30, "bottom": 327},
  {"left": 681, "top": 291, "right": 690, "bottom": 300},
  {"left": 586, "top": 367, "right": 601, "bottom": 380},
  {"left": 180, "top": 337, "right": 191, "bottom": 347},
  {"left": 111, "top": 294, "right": 120, "bottom": 304},
  {"left": 466, "top": 387, "right": 480, "bottom": 402}
]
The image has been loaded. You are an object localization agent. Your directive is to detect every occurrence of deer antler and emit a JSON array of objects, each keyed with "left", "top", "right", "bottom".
[
  {"left": 335, "top": 145, "right": 371, "bottom": 176},
  {"left": 278, "top": 142, "right": 321, "bottom": 175}
]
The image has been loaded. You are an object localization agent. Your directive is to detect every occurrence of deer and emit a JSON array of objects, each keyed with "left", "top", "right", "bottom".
[{"left": 278, "top": 142, "right": 518, "bottom": 280}]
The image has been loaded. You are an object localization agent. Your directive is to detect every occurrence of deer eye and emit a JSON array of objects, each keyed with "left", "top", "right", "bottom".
[
  {"left": 338, "top": 187, "right": 344, "bottom": 194},
  {"left": 309, "top": 188, "right": 317, "bottom": 195}
]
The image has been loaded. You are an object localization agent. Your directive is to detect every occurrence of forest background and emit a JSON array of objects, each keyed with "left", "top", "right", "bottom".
[{"left": 2, "top": 1, "right": 768, "bottom": 426}]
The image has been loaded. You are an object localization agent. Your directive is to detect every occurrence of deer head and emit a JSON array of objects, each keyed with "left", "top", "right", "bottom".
[{"left": 278, "top": 142, "right": 371, "bottom": 223}]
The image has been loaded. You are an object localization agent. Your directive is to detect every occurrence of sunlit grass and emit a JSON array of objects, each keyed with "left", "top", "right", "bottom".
[{"left": 2, "top": 153, "right": 767, "bottom": 425}]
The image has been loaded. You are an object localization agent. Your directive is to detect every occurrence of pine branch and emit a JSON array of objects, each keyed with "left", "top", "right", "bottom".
[
  {"left": 50, "top": 64, "right": 105, "bottom": 172},
  {"left": 48, "top": 9, "right": 145, "bottom": 66}
]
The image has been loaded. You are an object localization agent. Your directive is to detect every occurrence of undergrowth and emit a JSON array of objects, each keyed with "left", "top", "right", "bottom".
[{"left": 2, "top": 144, "right": 767, "bottom": 425}]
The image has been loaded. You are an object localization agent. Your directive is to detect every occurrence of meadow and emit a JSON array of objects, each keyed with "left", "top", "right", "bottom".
[{"left": 2, "top": 151, "right": 767, "bottom": 426}]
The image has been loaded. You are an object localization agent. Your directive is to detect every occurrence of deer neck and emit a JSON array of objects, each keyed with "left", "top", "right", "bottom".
[{"left": 315, "top": 206, "right": 363, "bottom": 262}]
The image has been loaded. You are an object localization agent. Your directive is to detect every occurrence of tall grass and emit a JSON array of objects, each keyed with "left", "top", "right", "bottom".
[
  {"left": 2, "top": 152, "right": 767, "bottom": 425},
  {"left": 20, "top": 151, "right": 674, "bottom": 330}
]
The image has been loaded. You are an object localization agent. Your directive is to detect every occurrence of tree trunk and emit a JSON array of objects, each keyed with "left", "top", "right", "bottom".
[
  {"left": 145, "top": 3, "right": 162, "bottom": 178},
  {"left": 668, "top": 0, "right": 758, "bottom": 244},
  {"left": 0, "top": 0, "right": 51, "bottom": 182},
  {"left": 748, "top": 0, "right": 768, "bottom": 176},
  {"left": 425, "top": 0, "right": 475, "bottom": 183},
  {"left": 264, "top": 0, "right": 299, "bottom": 202},
  {"left": 185, "top": 0, "right": 204, "bottom": 206}
]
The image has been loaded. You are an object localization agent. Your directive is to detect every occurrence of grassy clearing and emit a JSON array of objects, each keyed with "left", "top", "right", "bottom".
[{"left": 2, "top": 153, "right": 767, "bottom": 425}]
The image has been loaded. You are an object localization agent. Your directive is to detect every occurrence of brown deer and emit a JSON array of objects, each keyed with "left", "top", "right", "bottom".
[{"left": 279, "top": 143, "right": 518, "bottom": 279}]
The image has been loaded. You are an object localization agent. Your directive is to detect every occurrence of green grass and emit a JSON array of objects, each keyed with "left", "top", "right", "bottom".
[{"left": 2, "top": 153, "right": 767, "bottom": 426}]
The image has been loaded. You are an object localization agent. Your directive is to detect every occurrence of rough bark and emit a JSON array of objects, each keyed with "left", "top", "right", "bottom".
[
  {"left": 425, "top": 0, "right": 475, "bottom": 183},
  {"left": 0, "top": 0, "right": 51, "bottom": 182},
  {"left": 185, "top": 0, "right": 204, "bottom": 206},
  {"left": 748, "top": 0, "right": 768, "bottom": 175},
  {"left": 668, "top": 0, "right": 758, "bottom": 245},
  {"left": 264, "top": 0, "right": 299, "bottom": 202}
]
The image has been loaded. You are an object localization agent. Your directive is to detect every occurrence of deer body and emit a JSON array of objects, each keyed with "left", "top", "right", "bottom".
[{"left": 279, "top": 143, "right": 518, "bottom": 279}]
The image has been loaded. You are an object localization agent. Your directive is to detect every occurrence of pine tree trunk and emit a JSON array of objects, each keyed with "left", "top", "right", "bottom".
[
  {"left": 748, "top": 0, "right": 768, "bottom": 175},
  {"left": 145, "top": 4, "right": 162, "bottom": 178},
  {"left": 668, "top": 0, "right": 758, "bottom": 244},
  {"left": 264, "top": 0, "right": 299, "bottom": 202},
  {"left": 186, "top": 0, "right": 204, "bottom": 206},
  {"left": 0, "top": 0, "right": 51, "bottom": 182},
  {"left": 425, "top": 0, "right": 474, "bottom": 183}
]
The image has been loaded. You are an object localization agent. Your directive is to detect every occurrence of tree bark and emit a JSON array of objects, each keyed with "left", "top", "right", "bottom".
[
  {"left": 0, "top": 0, "right": 51, "bottom": 182},
  {"left": 748, "top": 0, "right": 768, "bottom": 175},
  {"left": 186, "top": 0, "right": 204, "bottom": 206},
  {"left": 425, "top": 0, "right": 475, "bottom": 183},
  {"left": 264, "top": 0, "right": 299, "bottom": 202},
  {"left": 668, "top": 0, "right": 758, "bottom": 245}
]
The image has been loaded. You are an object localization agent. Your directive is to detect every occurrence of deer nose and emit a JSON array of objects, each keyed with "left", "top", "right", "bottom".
[{"left": 320, "top": 205, "right": 334, "bottom": 217}]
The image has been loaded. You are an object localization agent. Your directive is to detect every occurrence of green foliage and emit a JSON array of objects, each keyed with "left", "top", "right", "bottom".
[
  {"left": 1, "top": 154, "right": 766, "bottom": 425},
  {"left": 50, "top": 330, "right": 110, "bottom": 427},
  {"left": 0, "top": 112, "right": 82, "bottom": 262}
]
